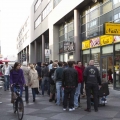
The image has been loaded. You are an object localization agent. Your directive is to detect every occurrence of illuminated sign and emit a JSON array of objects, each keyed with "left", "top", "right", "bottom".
[
  {"left": 100, "top": 35, "right": 113, "bottom": 46},
  {"left": 82, "top": 40, "right": 90, "bottom": 50},
  {"left": 90, "top": 37, "right": 100, "bottom": 48},
  {"left": 105, "top": 23, "right": 120, "bottom": 35}
]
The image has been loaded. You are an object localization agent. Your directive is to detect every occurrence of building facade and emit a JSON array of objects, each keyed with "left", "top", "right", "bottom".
[{"left": 17, "top": 0, "right": 120, "bottom": 90}]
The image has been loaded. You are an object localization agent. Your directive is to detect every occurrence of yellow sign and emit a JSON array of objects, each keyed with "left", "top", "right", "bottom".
[
  {"left": 100, "top": 35, "right": 113, "bottom": 46},
  {"left": 82, "top": 40, "right": 90, "bottom": 50},
  {"left": 105, "top": 23, "right": 120, "bottom": 35}
]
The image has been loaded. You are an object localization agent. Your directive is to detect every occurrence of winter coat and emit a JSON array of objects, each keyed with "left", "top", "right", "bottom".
[
  {"left": 29, "top": 69, "right": 39, "bottom": 88},
  {"left": 75, "top": 66, "right": 83, "bottom": 83},
  {"left": 21, "top": 66, "right": 30, "bottom": 86},
  {"left": 10, "top": 69, "right": 25, "bottom": 86},
  {"left": 42, "top": 66, "right": 49, "bottom": 77}
]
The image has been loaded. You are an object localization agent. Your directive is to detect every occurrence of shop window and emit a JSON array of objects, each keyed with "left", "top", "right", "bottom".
[
  {"left": 59, "top": 29, "right": 64, "bottom": 36},
  {"left": 100, "top": 25, "right": 104, "bottom": 35},
  {"left": 100, "top": 11, "right": 113, "bottom": 25},
  {"left": 81, "top": 32, "right": 87, "bottom": 41},
  {"left": 83, "top": 50, "right": 90, "bottom": 67},
  {"left": 114, "top": 7, "right": 120, "bottom": 22},
  {"left": 114, "top": 43, "right": 120, "bottom": 88},
  {"left": 67, "top": 30, "right": 74, "bottom": 40},
  {"left": 59, "top": 54, "right": 63, "bottom": 61},
  {"left": 102, "top": 45, "right": 113, "bottom": 54},
  {"left": 64, "top": 53, "right": 68, "bottom": 62},
  {"left": 91, "top": 48, "right": 100, "bottom": 70},
  {"left": 68, "top": 52, "right": 74, "bottom": 60},
  {"left": 59, "top": 35, "right": 64, "bottom": 42}
]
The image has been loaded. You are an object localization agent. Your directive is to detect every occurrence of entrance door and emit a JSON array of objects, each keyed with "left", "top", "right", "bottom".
[{"left": 101, "top": 56, "right": 113, "bottom": 84}]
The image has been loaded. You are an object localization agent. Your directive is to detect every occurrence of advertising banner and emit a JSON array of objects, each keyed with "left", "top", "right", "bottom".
[
  {"left": 114, "top": 36, "right": 120, "bottom": 43},
  {"left": 63, "top": 41, "right": 75, "bottom": 52},
  {"left": 82, "top": 40, "right": 90, "bottom": 50},
  {"left": 100, "top": 35, "right": 113, "bottom": 46},
  {"left": 90, "top": 37, "right": 100, "bottom": 48},
  {"left": 105, "top": 23, "right": 120, "bottom": 35}
]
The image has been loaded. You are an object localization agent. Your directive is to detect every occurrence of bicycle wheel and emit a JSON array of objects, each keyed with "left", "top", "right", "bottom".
[
  {"left": 17, "top": 97, "right": 24, "bottom": 120},
  {"left": 13, "top": 101, "right": 17, "bottom": 113}
]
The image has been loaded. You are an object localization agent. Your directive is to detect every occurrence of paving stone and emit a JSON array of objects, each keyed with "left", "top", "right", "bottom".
[{"left": 51, "top": 113, "right": 84, "bottom": 120}]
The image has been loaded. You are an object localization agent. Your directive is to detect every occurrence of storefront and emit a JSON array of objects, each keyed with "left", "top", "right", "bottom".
[{"left": 82, "top": 35, "right": 120, "bottom": 90}]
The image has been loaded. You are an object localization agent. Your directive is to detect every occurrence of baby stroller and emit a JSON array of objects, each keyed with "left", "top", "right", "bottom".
[{"left": 91, "top": 82, "right": 109, "bottom": 106}]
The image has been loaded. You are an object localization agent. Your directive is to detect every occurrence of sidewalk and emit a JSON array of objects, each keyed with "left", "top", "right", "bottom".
[{"left": 0, "top": 87, "right": 120, "bottom": 120}]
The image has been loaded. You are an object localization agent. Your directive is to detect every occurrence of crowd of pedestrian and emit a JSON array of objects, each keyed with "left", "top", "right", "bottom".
[{"left": 1, "top": 59, "right": 102, "bottom": 112}]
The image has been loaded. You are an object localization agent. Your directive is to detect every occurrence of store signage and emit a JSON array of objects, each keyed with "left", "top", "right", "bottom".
[
  {"left": 104, "top": 23, "right": 120, "bottom": 35},
  {"left": 82, "top": 40, "right": 90, "bottom": 50},
  {"left": 114, "top": 36, "right": 120, "bottom": 43},
  {"left": 100, "top": 35, "right": 113, "bottom": 46},
  {"left": 90, "top": 37, "right": 100, "bottom": 48},
  {"left": 45, "top": 49, "right": 50, "bottom": 56},
  {"left": 63, "top": 42, "right": 75, "bottom": 52}
]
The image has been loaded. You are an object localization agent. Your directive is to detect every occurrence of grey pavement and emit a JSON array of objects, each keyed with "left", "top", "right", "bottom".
[{"left": 0, "top": 86, "right": 120, "bottom": 120}]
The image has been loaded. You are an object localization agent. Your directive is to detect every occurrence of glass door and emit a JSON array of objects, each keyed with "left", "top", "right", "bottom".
[{"left": 101, "top": 56, "right": 113, "bottom": 84}]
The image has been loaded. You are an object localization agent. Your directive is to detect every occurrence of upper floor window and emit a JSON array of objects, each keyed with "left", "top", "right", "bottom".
[
  {"left": 54, "top": 0, "right": 61, "bottom": 8},
  {"left": 35, "top": 15, "right": 41, "bottom": 29},
  {"left": 42, "top": 2, "right": 52, "bottom": 20},
  {"left": 35, "top": 0, "right": 41, "bottom": 12}
]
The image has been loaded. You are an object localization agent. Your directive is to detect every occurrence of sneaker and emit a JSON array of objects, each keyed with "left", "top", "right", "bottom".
[
  {"left": 63, "top": 108, "right": 67, "bottom": 111},
  {"left": 69, "top": 108, "right": 75, "bottom": 111}
]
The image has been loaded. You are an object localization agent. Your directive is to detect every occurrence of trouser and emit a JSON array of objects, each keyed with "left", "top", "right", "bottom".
[
  {"left": 63, "top": 87, "right": 75, "bottom": 109},
  {"left": 86, "top": 83, "right": 99, "bottom": 110},
  {"left": 32, "top": 88, "right": 36, "bottom": 100},
  {"left": 41, "top": 77, "right": 50, "bottom": 95},
  {"left": 74, "top": 83, "right": 81, "bottom": 107},
  {"left": 25, "top": 86, "right": 29, "bottom": 102},
  {"left": 4, "top": 75, "right": 10, "bottom": 90},
  {"left": 56, "top": 81, "right": 64, "bottom": 105},
  {"left": 81, "top": 81, "right": 84, "bottom": 95}
]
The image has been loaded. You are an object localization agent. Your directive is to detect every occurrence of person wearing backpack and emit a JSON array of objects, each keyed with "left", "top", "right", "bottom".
[
  {"left": 49, "top": 62, "right": 57, "bottom": 102},
  {"left": 55, "top": 61, "right": 64, "bottom": 106},
  {"left": 2, "top": 62, "right": 12, "bottom": 91}
]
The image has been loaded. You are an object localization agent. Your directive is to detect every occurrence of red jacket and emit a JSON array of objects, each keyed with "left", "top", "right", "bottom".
[{"left": 75, "top": 66, "right": 83, "bottom": 83}]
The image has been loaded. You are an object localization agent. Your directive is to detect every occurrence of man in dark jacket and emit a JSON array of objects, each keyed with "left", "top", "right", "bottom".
[
  {"left": 62, "top": 61, "right": 78, "bottom": 112},
  {"left": 41, "top": 63, "right": 49, "bottom": 96},
  {"left": 84, "top": 60, "right": 101, "bottom": 112},
  {"left": 55, "top": 62, "right": 64, "bottom": 105}
]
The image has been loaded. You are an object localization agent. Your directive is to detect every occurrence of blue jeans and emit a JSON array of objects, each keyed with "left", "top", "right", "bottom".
[
  {"left": 74, "top": 83, "right": 81, "bottom": 107},
  {"left": 56, "top": 81, "right": 64, "bottom": 105},
  {"left": 41, "top": 77, "right": 50, "bottom": 95},
  {"left": 4, "top": 75, "right": 10, "bottom": 90}
]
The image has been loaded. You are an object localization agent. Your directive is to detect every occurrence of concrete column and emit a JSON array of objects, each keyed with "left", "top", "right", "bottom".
[
  {"left": 42, "top": 34, "right": 45, "bottom": 63},
  {"left": 74, "top": 9, "right": 80, "bottom": 61},
  {"left": 29, "top": 43, "right": 32, "bottom": 63},
  {"left": 26, "top": 47, "right": 28, "bottom": 63},
  {"left": 34, "top": 41, "right": 37, "bottom": 63},
  {"left": 20, "top": 51, "right": 22, "bottom": 64}
]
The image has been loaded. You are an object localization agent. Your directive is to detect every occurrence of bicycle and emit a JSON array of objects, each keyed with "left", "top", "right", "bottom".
[{"left": 12, "top": 84, "right": 24, "bottom": 120}]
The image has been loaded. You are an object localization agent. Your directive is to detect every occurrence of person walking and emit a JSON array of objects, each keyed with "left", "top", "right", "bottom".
[
  {"left": 21, "top": 61, "right": 30, "bottom": 103},
  {"left": 74, "top": 61, "right": 83, "bottom": 108},
  {"left": 55, "top": 62, "right": 64, "bottom": 105},
  {"left": 29, "top": 64, "right": 39, "bottom": 102},
  {"left": 62, "top": 61, "right": 78, "bottom": 111},
  {"left": 2, "top": 62, "right": 12, "bottom": 91},
  {"left": 84, "top": 60, "right": 101, "bottom": 112}
]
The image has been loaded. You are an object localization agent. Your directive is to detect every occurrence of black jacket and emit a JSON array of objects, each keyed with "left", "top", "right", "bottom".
[
  {"left": 62, "top": 67, "right": 78, "bottom": 87},
  {"left": 42, "top": 66, "right": 49, "bottom": 77},
  {"left": 84, "top": 65, "right": 101, "bottom": 85},
  {"left": 56, "top": 67, "right": 64, "bottom": 82}
]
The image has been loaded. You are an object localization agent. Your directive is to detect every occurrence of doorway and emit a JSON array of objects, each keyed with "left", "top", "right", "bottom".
[{"left": 101, "top": 56, "right": 113, "bottom": 85}]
